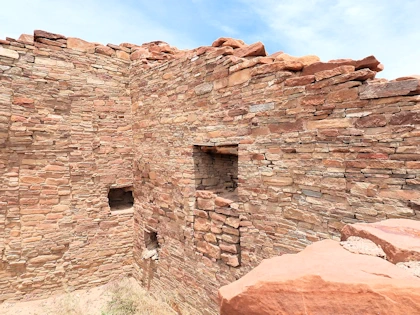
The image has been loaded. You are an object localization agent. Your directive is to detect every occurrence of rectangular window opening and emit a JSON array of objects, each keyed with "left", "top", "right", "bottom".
[
  {"left": 108, "top": 187, "right": 134, "bottom": 212},
  {"left": 193, "top": 144, "right": 238, "bottom": 200}
]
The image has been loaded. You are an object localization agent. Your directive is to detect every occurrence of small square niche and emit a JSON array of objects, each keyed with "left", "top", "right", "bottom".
[
  {"left": 193, "top": 144, "right": 238, "bottom": 199},
  {"left": 142, "top": 229, "right": 159, "bottom": 260},
  {"left": 108, "top": 187, "right": 134, "bottom": 212}
]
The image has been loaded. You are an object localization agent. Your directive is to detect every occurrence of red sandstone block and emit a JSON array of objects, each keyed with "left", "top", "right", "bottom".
[
  {"left": 354, "top": 114, "right": 387, "bottom": 128},
  {"left": 314, "top": 65, "right": 355, "bottom": 81},
  {"left": 360, "top": 80, "right": 419, "bottom": 99},
  {"left": 34, "top": 30, "right": 66, "bottom": 40},
  {"left": 215, "top": 197, "right": 233, "bottom": 207},
  {"left": 357, "top": 153, "right": 388, "bottom": 160},
  {"left": 12, "top": 97, "right": 34, "bottom": 105},
  {"left": 389, "top": 112, "right": 420, "bottom": 125},
  {"left": 327, "top": 88, "right": 358, "bottom": 103},
  {"left": 268, "top": 120, "right": 304, "bottom": 133},
  {"left": 233, "top": 42, "right": 266, "bottom": 58},
  {"left": 20, "top": 176, "right": 44, "bottom": 184},
  {"left": 212, "top": 37, "right": 245, "bottom": 48},
  {"left": 301, "top": 95, "right": 325, "bottom": 106},
  {"left": 284, "top": 75, "right": 315, "bottom": 87},
  {"left": 95, "top": 45, "right": 115, "bottom": 57}
]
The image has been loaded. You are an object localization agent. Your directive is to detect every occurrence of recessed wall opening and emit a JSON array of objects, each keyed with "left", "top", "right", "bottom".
[
  {"left": 142, "top": 230, "right": 159, "bottom": 260},
  {"left": 193, "top": 144, "right": 238, "bottom": 200},
  {"left": 108, "top": 187, "right": 134, "bottom": 211}
]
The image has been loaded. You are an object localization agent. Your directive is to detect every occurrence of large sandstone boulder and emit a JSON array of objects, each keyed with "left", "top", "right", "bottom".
[{"left": 219, "top": 239, "right": 420, "bottom": 315}]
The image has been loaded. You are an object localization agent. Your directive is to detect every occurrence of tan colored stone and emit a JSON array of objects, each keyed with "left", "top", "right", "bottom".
[
  {"left": 215, "top": 197, "right": 233, "bottom": 207},
  {"left": 307, "top": 118, "right": 353, "bottom": 129},
  {"left": 0, "top": 47, "right": 19, "bottom": 59},
  {"left": 228, "top": 68, "right": 251, "bottom": 86},
  {"left": 67, "top": 37, "right": 95, "bottom": 53},
  {"left": 221, "top": 253, "right": 240, "bottom": 267},
  {"left": 194, "top": 218, "right": 210, "bottom": 232},
  {"left": 18, "top": 34, "right": 34, "bottom": 43}
]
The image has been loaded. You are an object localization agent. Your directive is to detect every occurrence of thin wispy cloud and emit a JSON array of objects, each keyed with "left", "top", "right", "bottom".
[
  {"left": 1, "top": 0, "right": 418, "bottom": 78},
  {"left": 0, "top": 0, "right": 199, "bottom": 48},
  {"left": 239, "top": 0, "right": 420, "bottom": 78}
]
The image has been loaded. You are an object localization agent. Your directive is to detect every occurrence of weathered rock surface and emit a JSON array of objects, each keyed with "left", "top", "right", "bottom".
[
  {"left": 340, "top": 236, "right": 386, "bottom": 258},
  {"left": 233, "top": 42, "right": 266, "bottom": 57},
  {"left": 219, "top": 239, "right": 420, "bottom": 315},
  {"left": 2, "top": 28, "right": 420, "bottom": 315},
  {"left": 341, "top": 219, "right": 420, "bottom": 263}
]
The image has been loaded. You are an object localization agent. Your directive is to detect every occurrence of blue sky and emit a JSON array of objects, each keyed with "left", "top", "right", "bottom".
[{"left": 1, "top": 0, "right": 419, "bottom": 79}]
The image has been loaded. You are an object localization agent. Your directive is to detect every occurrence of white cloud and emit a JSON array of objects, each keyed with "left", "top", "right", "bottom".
[
  {"left": 239, "top": 0, "right": 420, "bottom": 79},
  {"left": 1, "top": 0, "right": 419, "bottom": 79},
  {"left": 0, "top": 0, "right": 198, "bottom": 49}
]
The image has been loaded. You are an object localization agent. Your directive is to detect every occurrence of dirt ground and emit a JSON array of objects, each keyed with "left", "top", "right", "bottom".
[
  {"left": 0, "top": 277, "right": 178, "bottom": 315},
  {"left": 0, "top": 282, "right": 113, "bottom": 315}
]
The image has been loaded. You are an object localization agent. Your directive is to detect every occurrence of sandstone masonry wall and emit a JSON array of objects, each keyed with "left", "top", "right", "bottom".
[
  {"left": 130, "top": 41, "right": 420, "bottom": 314},
  {"left": 2, "top": 31, "right": 420, "bottom": 314},
  {"left": 0, "top": 32, "right": 133, "bottom": 301}
]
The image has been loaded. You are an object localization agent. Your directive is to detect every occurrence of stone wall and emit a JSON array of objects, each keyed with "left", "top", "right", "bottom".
[
  {"left": 0, "top": 31, "right": 134, "bottom": 301},
  {"left": 2, "top": 31, "right": 420, "bottom": 314},
  {"left": 130, "top": 40, "right": 420, "bottom": 314}
]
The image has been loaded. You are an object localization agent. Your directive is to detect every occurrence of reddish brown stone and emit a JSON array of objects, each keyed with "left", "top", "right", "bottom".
[
  {"left": 360, "top": 80, "right": 419, "bottom": 99},
  {"left": 303, "top": 55, "right": 381, "bottom": 76},
  {"left": 212, "top": 37, "right": 245, "bottom": 48},
  {"left": 355, "top": 55, "right": 382, "bottom": 72},
  {"left": 268, "top": 120, "right": 303, "bottom": 133},
  {"left": 355, "top": 114, "right": 387, "bottom": 128},
  {"left": 284, "top": 75, "right": 315, "bottom": 87},
  {"left": 228, "top": 108, "right": 247, "bottom": 117},
  {"left": 233, "top": 42, "right": 266, "bottom": 58},
  {"left": 12, "top": 97, "right": 34, "bottom": 105},
  {"left": 215, "top": 197, "right": 233, "bottom": 207},
  {"left": 34, "top": 30, "right": 66, "bottom": 41},
  {"left": 389, "top": 112, "right": 420, "bottom": 125},
  {"left": 95, "top": 45, "right": 115, "bottom": 57}
]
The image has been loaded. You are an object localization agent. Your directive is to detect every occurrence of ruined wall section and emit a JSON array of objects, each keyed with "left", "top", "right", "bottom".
[
  {"left": 0, "top": 32, "right": 134, "bottom": 301},
  {"left": 130, "top": 42, "right": 420, "bottom": 313}
]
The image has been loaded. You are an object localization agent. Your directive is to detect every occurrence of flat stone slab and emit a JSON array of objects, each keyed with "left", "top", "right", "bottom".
[
  {"left": 340, "top": 236, "right": 386, "bottom": 258},
  {"left": 219, "top": 239, "right": 420, "bottom": 315},
  {"left": 341, "top": 219, "right": 420, "bottom": 263}
]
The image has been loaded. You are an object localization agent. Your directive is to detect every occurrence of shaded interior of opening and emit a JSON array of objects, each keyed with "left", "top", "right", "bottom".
[
  {"left": 142, "top": 230, "right": 159, "bottom": 260},
  {"left": 193, "top": 144, "right": 238, "bottom": 200},
  {"left": 108, "top": 187, "right": 134, "bottom": 211}
]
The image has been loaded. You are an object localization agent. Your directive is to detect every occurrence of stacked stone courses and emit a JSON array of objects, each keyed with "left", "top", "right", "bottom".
[{"left": 1, "top": 31, "right": 420, "bottom": 314}]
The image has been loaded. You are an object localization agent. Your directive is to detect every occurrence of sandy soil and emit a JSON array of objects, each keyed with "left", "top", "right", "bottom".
[{"left": 0, "top": 281, "right": 116, "bottom": 315}]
